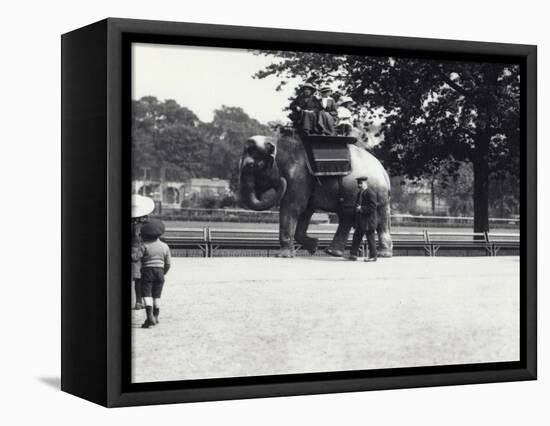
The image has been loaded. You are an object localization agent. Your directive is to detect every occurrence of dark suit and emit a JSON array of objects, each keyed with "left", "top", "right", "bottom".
[{"left": 350, "top": 187, "right": 378, "bottom": 258}]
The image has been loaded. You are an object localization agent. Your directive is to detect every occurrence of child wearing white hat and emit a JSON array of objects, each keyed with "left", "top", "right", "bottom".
[
  {"left": 131, "top": 194, "right": 155, "bottom": 310},
  {"left": 337, "top": 96, "right": 356, "bottom": 136}
]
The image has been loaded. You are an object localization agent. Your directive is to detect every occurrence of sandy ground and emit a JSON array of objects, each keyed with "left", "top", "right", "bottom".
[{"left": 131, "top": 256, "right": 520, "bottom": 383}]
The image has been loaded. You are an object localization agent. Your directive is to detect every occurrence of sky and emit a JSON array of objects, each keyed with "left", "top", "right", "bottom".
[{"left": 132, "top": 43, "right": 300, "bottom": 124}]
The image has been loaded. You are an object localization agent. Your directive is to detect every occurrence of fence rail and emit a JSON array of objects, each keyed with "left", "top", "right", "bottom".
[
  {"left": 155, "top": 208, "right": 520, "bottom": 228},
  {"left": 162, "top": 227, "right": 520, "bottom": 257}
]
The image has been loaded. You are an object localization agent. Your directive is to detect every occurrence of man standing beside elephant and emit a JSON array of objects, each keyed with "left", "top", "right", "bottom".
[{"left": 349, "top": 177, "right": 378, "bottom": 261}]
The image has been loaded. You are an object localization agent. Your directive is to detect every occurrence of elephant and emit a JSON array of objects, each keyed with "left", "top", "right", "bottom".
[{"left": 239, "top": 134, "right": 393, "bottom": 258}]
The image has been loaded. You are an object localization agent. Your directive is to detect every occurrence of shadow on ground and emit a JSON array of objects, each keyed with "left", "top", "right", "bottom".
[{"left": 38, "top": 377, "right": 60, "bottom": 389}]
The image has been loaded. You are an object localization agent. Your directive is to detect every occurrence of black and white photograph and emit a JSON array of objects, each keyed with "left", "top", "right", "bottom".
[
  {"left": 4, "top": 0, "right": 547, "bottom": 421},
  {"left": 129, "top": 42, "right": 522, "bottom": 383}
]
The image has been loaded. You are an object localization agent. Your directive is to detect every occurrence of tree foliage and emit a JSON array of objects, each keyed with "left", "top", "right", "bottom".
[
  {"left": 132, "top": 96, "right": 205, "bottom": 180},
  {"left": 132, "top": 97, "right": 271, "bottom": 191},
  {"left": 254, "top": 51, "right": 520, "bottom": 229},
  {"left": 202, "top": 106, "right": 273, "bottom": 190}
]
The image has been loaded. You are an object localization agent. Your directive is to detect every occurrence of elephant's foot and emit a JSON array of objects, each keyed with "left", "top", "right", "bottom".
[
  {"left": 377, "top": 249, "right": 393, "bottom": 258},
  {"left": 297, "top": 237, "right": 319, "bottom": 255},
  {"left": 276, "top": 248, "right": 295, "bottom": 258},
  {"left": 324, "top": 247, "right": 344, "bottom": 257},
  {"left": 377, "top": 231, "right": 393, "bottom": 258}
]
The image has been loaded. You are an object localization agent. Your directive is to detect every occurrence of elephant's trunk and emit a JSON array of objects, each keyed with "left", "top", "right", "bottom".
[{"left": 240, "top": 174, "right": 287, "bottom": 211}]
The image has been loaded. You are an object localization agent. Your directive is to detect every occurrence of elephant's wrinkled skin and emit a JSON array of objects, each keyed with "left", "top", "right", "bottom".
[{"left": 239, "top": 134, "right": 392, "bottom": 258}]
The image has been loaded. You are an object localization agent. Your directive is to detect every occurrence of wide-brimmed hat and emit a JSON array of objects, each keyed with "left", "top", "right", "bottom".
[
  {"left": 141, "top": 218, "right": 165, "bottom": 237},
  {"left": 339, "top": 96, "right": 355, "bottom": 105},
  {"left": 300, "top": 83, "right": 317, "bottom": 91},
  {"left": 131, "top": 194, "right": 155, "bottom": 218}
]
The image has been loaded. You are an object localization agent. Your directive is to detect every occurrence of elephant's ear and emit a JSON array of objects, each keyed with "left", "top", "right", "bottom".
[
  {"left": 243, "top": 138, "right": 256, "bottom": 154},
  {"left": 265, "top": 140, "right": 276, "bottom": 157}
]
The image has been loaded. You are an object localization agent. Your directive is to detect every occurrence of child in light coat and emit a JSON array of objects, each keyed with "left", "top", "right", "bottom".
[{"left": 337, "top": 96, "right": 356, "bottom": 136}]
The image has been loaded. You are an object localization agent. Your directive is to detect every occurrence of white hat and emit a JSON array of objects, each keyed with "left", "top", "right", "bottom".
[
  {"left": 339, "top": 96, "right": 355, "bottom": 105},
  {"left": 131, "top": 194, "right": 155, "bottom": 218}
]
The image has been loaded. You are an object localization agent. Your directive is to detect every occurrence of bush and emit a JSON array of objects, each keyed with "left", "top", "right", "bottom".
[
  {"left": 219, "top": 194, "right": 238, "bottom": 208},
  {"left": 199, "top": 195, "right": 220, "bottom": 209}
]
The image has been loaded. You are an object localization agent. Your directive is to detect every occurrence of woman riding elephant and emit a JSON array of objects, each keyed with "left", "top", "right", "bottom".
[
  {"left": 239, "top": 134, "right": 393, "bottom": 258},
  {"left": 289, "top": 83, "right": 320, "bottom": 135},
  {"left": 317, "top": 86, "right": 338, "bottom": 135}
]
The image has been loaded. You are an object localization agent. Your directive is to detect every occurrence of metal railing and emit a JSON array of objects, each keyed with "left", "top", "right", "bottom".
[
  {"left": 162, "top": 227, "right": 520, "bottom": 257},
  {"left": 155, "top": 208, "right": 520, "bottom": 228}
]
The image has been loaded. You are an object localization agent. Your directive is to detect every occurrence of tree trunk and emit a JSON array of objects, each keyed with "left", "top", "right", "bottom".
[
  {"left": 472, "top": 139, "right": 490, "bottom": 234},
  {"left": 430, "top": 179, "right": 436, "bottom": 215},
  {"left": 472, "top": 66, "right": 499, "bottom": 234}
]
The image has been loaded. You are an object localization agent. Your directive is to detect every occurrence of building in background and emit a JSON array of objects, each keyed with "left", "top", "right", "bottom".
[
  {"left": 133, "top": 173, "right": 232, "bottom": 209},
  {"left": 183, "top": 178, "right": 231, "bottom": 201}
]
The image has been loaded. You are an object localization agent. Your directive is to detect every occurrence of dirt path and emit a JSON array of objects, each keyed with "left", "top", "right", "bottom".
[{"left": 132, "top": 256, "right": 520, "bottom": 383}]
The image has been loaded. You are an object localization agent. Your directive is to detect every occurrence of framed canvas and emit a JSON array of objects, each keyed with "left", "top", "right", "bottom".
[{"left": 61, "top": 18, "right": 537, "bottom": 407}]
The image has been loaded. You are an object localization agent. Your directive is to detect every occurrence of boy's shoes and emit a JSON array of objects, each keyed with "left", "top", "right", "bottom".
[
  {"left": 364, "top": 257, "right": 377, "bottom": 262},
  {"left": 347, "top": 255, "right": 358, "bottom": 261},
  {"left": 154, "top": 317, "right": 160, "bottom": 325},
  {"left": 141, "top": 319, "right": 156, "bottom": 328},
  {"left": 134, "top": 303, "right": 144, "bottom": 310}
]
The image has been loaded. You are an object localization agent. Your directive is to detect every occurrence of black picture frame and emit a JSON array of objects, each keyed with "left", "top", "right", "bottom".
[{"left": 61, "top": 17, "right": 537, "bottom": 407}]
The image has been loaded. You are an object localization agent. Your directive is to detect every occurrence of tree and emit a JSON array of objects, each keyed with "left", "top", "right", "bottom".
[
  {"left": 202, "top": 106, "right": 273, "bottom": 191},
  {"left": 254, "top": 52, "right": 520, "bottom": 232},
  {"left": 132, "top": 97, "right": 207, "bottom": 180},
  {"left": 435, "top": 162, "right": 475, "bottom": 217},
  {"left": 132, "top": 99, "right": 273, "bottom": 199}
]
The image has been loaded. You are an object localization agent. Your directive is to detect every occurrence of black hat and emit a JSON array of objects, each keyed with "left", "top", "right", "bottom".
[
  {"left": 141, "top": 218, "right": 165, "bottom": 237},
  {"left": 356, "top": 176, "right": 368, "bottom": 182}
]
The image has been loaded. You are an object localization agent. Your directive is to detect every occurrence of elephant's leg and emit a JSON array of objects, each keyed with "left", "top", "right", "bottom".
[
  {"left": 326, "top": 214, "right": 354, "bottom": 257},
  {"left": 277, "top": 206, "right": 300, "bottom": 258},
  {"left": 295, "top": 206, "right": 318, "bottom": 254},
  {"left": 377, "top": 204, "right": 393, "bottom": 257}
]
